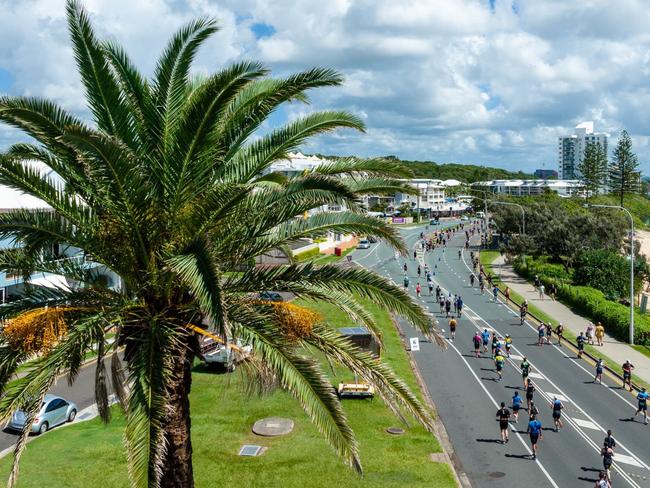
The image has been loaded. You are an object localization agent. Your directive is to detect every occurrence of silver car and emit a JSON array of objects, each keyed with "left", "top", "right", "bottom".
[{"left": 8, "top": 394, "right": 77, "bottom": 435}]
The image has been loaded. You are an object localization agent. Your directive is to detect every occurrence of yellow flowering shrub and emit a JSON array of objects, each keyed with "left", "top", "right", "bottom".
[{"left": 3, "top": 307, "right": 73, "bottom": 354}]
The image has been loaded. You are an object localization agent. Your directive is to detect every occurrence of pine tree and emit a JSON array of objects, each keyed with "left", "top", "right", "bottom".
[
  {"left": 609, "top": 130, "right": 640, "bottom": 206},
  {"left": 577, "top": 142, "right": 608, "bottom": 200}
]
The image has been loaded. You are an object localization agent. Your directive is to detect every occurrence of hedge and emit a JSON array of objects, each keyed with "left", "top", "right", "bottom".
[
  {"left": 514, "top": 260, "right": 650, "bottom": 345},
  {"left": 293, "top": 247, "right": 321, "bottom": 262}
]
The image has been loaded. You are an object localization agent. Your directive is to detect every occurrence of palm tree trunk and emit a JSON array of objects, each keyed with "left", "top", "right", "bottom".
[{"left": 159, "top": 347, "right": 194, "bottom": 488}]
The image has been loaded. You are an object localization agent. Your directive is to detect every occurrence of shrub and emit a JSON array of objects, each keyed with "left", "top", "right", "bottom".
[
  {"left": 293, "top": 247, "right": 321, "bottom": 262},
  {"left": 573, "top": 249, "right": 628, "bottom": 298}
]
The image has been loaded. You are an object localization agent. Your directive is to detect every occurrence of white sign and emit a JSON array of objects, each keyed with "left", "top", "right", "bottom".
[{"left": 409, "top": 337, "right": 420, "bottom": 351}]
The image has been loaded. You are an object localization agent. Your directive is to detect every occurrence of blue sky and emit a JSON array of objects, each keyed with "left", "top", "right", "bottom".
[{"left": 1, "top": 0, "right": 650, "bottom": 174}]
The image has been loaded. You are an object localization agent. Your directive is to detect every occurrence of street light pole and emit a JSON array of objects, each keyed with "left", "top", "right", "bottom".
[{"left": 584, "top": 203, "right": 635, "bottom": 344}]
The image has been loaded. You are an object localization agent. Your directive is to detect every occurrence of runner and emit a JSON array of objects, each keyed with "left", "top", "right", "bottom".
[
  {"left": 603, "top": 429, "right": 616, "bottom": 451},
  {"left": 469, "top": 273, "right": 475, "bottom": 287},
  {"left": 473, "top": 332, "right": 482, "bottom": 358},
  {"left": 481, "top": 328, "right": 491, "bottom": 353},
  {"left": 403, "top": 275, "right": 409, "bottom": 290},
  {"left": 413, "top": 249, "right": 417, "bottom": 260},
  {"left": 577, "top": 332, "right": 586, "bottom": 359},
  {"left": 445, "top": 297, "right": 452, "bottom": 318},
  {"left": 545, "top": 322, "right": 553, "bottom": 344},
  {"left": 480, "top": 281, "right": 485, "bottom": 295},
  {"left": 527, "top": 414, "right": 543, "bottom": 460},
  {"left": 555, "top": 323, "right": 564, "bottom": 346},
  {"left": 601, "top": 445, "right": 614, "bottom": 482},
  {"left": 512, "top": 390, "right": 522, "bottom": 423},
  {"left": 492, "top": 284, "right": 499, "bottom": 302},
  {"left": 521, "top": 357, "right": 531, "bottom": 388},
  {"left": 622, "top": 360, "right": 635, "bottom": 391},
  {"left": 496, "top": 402, "right": 511, "bottom": 443},
  {"left": 415, "top": 282, "right": 421, "bottom": 298},
  {"left": 595, "top": 322, "right": 605, "bottom": 346},
  {"left": 439, "top": 295, "right": 445, "bottom": 314},
  {"left": 594, "top": 358, "right": 604, "bottom": 384},
  {"left": 453, "top": 295, "right": 458, "bottom": 315},
  {"left": 504, "top": 286, "right": 510, "bottom": 303},
  {"left": 494, "top": 351, "right": 505, "bottom": 381},
  {"left": 448, "top": 317, "right": 457, "bottom": 341},
  {"left": 458, "top": 249, "right": 462, "bottom": 259},
  {"left": 428, "top": 280, "right": 434, "bottom": 296},
  {"left": 525, "top": 380, "right": 535, "bottom": 411},
  {"left": 456, "top": 295, "right": 463, "bottom": 318},
  {"left": 491, "top": 334, "right": 499, "bottom": 358},
  {"left": 504, "top": 334, "right": 512, "bottom": 357},
  {"left": 551, "top": 397, "right": 564, "bottom": 432},
  {"left": 530, "top": 400, "right": 540, "bottom": 418},
  {"left": 520, "top": 302, "right": 527, "bottom": 325},
  {"left": 403, "top": 263, "right": 408, "bottom": 274},
  {"left": 595, "top": 470, "right": 611, "bottom": 488},
  {"left": 632, "top": 387, "right": 648, "bottom": 424},
  {"left": 537, "top": 323, "right": 546, "bottom": 346},
  {"left": 436, "top": 285, "right": 441, "bottom": 300}
]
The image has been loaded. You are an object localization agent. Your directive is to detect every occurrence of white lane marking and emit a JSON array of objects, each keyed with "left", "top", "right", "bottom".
[
  {"left": 509, "top": 354, "right": 523, "bottom": 361},
  {"left": 573, "top": 419, "right": 599, "bottom": 430},
  {"left": 545, "top": 393, "right": 569, "bottom": 403},
  {"left": 615, "top": 454, "right": 645, "bottom": 468},
  {"left": 444, "top": 339, "right": 560, "bottom": 488},
  {"left": 527, "top": 372, "right": 544, "bottom": 379}
]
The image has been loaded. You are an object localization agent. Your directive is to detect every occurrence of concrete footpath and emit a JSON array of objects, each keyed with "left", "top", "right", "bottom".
[{"left": 490, "top": 254, "right": 650, "bottom": 385}]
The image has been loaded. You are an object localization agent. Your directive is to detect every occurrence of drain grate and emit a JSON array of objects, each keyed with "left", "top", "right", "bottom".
[{"left": 238, "top": 445, "right": 263, "bottom": 457}]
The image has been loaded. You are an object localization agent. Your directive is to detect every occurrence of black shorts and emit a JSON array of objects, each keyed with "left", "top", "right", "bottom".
[
  {"left": 639, "top": 403, "right": 647, "bottom": 411},
  {"left": 499, "top": 420, "right": 509, "bottom": 430},
  {"left": 603, "top": 460, "right": 612, "bottom": 470},
  {"left": 513, "top": 405, "right": 520, "bottom": 412},
  {"left": 552, "top": 411, "right": 561, "bottom": 419},
  {"left": 496, "top": 365, "right": 503, "bottom": 372},
  {"left": 526, "top": 393, "right": 533, "bottom": 401},
  {"left": 624, "top": 372, "right": 631, "bottom": 380},
  {"left": 529, "top": 433, "right": 539, "bottom": 445}
]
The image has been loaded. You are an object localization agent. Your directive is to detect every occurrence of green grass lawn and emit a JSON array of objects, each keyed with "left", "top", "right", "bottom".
[
  {"left": 481, "top": 251, "right": 650, "bottom": 391},
  {"left": 0, "top": 300, "right": 456, "bottom": 488}
]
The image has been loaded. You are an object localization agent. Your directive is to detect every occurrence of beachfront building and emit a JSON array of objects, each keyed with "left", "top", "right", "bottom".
[
  {"left": 473, "top": 179, "right": 582, "bottom": 197},
  {"left": 558, "top": 121, "right": 608, "bottom": 180}
]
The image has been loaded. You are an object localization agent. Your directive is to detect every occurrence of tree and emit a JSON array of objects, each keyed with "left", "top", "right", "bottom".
[
  {"left": 0, "top": 2, "right": 440, "bottom": 487},
  {"left": 577, "top": 142, "right": 607, "bottom": 200},
  {"left": 609, "top": 130, "right": 640, "bottom": 206}
]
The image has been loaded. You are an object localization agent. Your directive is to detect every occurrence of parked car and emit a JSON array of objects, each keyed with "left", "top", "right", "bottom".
[
  {"left": 357, "top": 239, "right": 370, "bottom": 249},
  {"left": 461, "top": 215, "right": 469, "bottom": 221},
  {"left": 259, "top": 291, "right": 283, "bottom": 302},
  {"left": 200, "top": 338, "right": 252, "bottom": 372},
  {"left": 8, "top": 394, "right": 77, "bottom": 435}
]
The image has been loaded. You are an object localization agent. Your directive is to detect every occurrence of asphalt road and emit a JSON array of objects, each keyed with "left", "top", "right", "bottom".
[
  {"left": 352, "top": 221, "right": 650, "bottom": 488},
  {"left": 0, "top": 357, "right": 102, "bottom": 452}
]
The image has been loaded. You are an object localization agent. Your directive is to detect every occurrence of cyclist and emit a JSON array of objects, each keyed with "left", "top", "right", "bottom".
[
  {"left": 525, "top": 381, "right": 535, "bottom": 411},
  {"left": 495, "top": 351, "right": 505, "bottom": 381},
  {"left": 521, "top": 356, "right": 531, "bottom": 388},
  {"left": 504, "top": 334, "right": 512, "bottom": 357},
  {"left": 512, "top": 390, "right": 523, "bottom": 423},
  {"left": 448, "top": 317, "right": 457, "bottom": 341},
  {"left": 595, "top": 358, "right": 604, "bottom": 384},
  {"left": 622, "top": 360, "right": 635, "bottom": 391},
  {"left": 473, "top": 332, "right": 482, "bottom": 358},
  {"left": 481, "top": 328, "right": 491, "bottom": 353},
  {"left": 577, "top": 332, "right": 586, "bottom": 359},
  {"left": 527, "top": 414, "right": 543, "bottom": 460},
  {"left": 551, "top": 397, "right": 564, "bottom": 432},
  {"left": 496, "top": 402, "right": 511, "bottom": 444},
  {"left": 632, "top": 387, "right": 648, "bottom": 425}
]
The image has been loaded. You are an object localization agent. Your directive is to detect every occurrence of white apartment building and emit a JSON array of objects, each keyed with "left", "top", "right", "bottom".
[
  {"left": 474, "top": 179, "right": 582, "bottom": 197},
  {"left": 394, "top": 179, "right": 446, "bottom": 210},
  {"left": 558, "top": 121, "right": 608, "bottom": 179}
]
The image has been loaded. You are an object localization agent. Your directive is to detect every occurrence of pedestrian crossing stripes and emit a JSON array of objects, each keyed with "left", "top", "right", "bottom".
[
  {"left": 572, "top": 418, "right": 599, "bottom": 430},
  {"left": 544, "top": 393, "right": 569, "bottom": 403},
  {"left": 528, "top": 372, "right": 544, "bottom": 379},
  {"left": 509, "top": 354, "right": 523, "bottom": 361}
]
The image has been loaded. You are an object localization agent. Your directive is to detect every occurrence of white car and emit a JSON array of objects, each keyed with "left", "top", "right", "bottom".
[
  {"left": 357, "top": 239, "right": 370, "bottom": 249},
  {"left": 461, "top": 215, "right": 469, "bottom": 221}
]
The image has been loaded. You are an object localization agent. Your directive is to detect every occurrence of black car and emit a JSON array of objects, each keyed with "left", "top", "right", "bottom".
[{"left": 259, "top": 291, "right": 283, "bottom": 302}]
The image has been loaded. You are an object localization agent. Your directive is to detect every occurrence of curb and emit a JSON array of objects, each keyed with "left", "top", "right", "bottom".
[{"left": 390, "top": 313, "right": 472, "bottom": 488}]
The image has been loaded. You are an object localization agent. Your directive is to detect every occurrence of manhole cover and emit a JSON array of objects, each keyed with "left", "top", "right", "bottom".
[
  {"left": 489, "top": 472, "right": 506, "bottom": 478},
  {"left": 238, "top": 445, "right": 263, "bottom": 457},
  {"left": 252, "top": 417, "right": 294, "bottom": 436},
  {"left": 386, "top": 427, "right": 405, "bottom": 435}
]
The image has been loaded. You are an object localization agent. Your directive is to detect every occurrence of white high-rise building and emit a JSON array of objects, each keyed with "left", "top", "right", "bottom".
[{"left": 558, "top": 121, "right": 608, "bottom": 179}]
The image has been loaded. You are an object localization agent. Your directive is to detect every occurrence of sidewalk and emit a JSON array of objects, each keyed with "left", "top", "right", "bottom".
[{"left": 490, "top": 254, "right": 650, "bottom": 385}]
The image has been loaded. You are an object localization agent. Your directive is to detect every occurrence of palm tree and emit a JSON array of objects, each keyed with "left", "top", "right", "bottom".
[{"left": 0, "top": 2, "right": 442, "bottom": 487}]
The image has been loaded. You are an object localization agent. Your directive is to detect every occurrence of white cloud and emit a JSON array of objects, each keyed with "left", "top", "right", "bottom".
[{"left": 2, "top": 0, "right": 650, "bottom": 173}]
